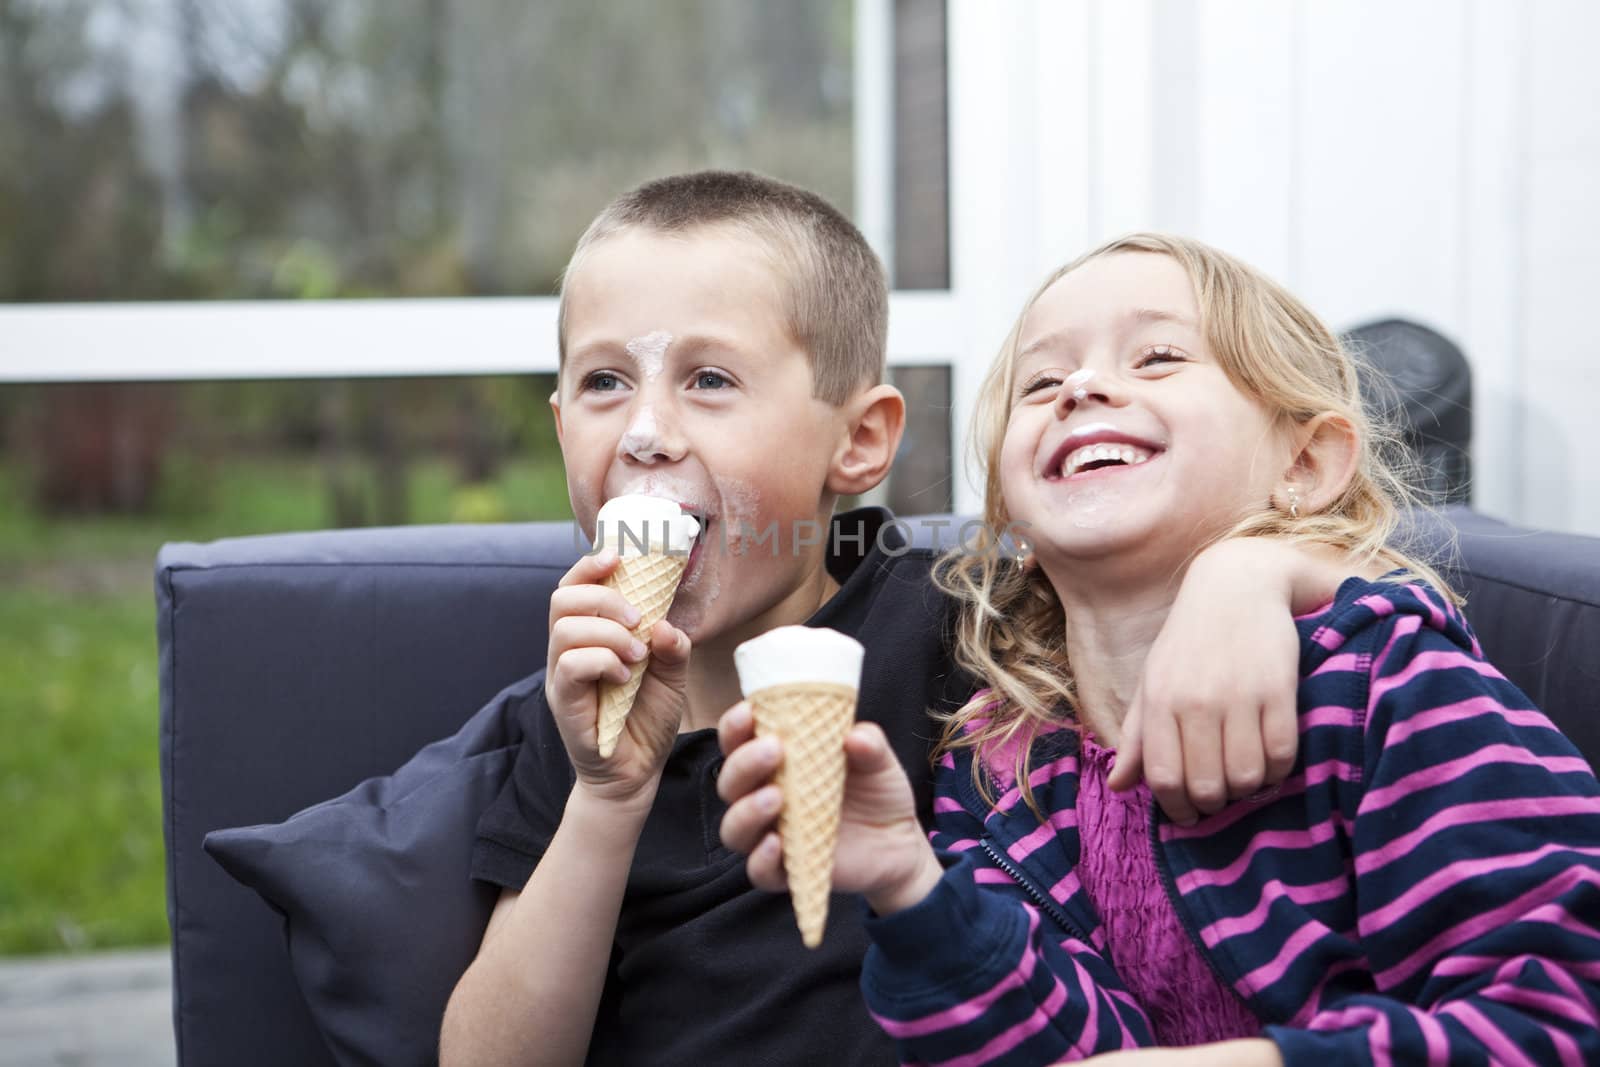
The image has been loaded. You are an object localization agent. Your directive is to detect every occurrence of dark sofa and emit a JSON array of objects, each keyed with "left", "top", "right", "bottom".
[{"left": 156, "top": 508, "right": 1600, "bottom": 1064}]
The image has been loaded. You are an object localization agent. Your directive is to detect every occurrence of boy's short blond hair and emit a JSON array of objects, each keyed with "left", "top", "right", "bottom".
[{"left": 558, "top": 170, "right": 887, "bottom": 405}]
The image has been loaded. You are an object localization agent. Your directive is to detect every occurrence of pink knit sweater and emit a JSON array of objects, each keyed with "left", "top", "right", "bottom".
[{"left": 1075, "top": 735, "right": 1260, "bottom": 1045}]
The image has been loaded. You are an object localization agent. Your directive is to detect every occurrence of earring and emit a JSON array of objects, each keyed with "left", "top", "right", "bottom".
[
  {"left": 1015, "top": 540, "right": 1036, "bottom": 571},
  {"left": 1285, "top": 486, "right": 1301, "bottom": 519}
]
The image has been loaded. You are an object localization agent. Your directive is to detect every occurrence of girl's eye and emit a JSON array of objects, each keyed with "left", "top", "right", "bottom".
[
  {"left": 1019, "top": 374, "right": 1061, "bottom": 398},
  {"left": 583, "top": 371, "right": 624, "bottom": 392},
  {"left": 691, "top": 369, "right": 732, "bottom": 390},
  {"left": 1139, "top": 344, "right": 1186, "bottom": 368}
]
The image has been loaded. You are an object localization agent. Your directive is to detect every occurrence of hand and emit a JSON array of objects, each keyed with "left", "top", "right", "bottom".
[
  {"left": 544, "top": 549, "right": 691, "bottom": 811},
  {"left": 716, "top": 701, "right": 942, "bottom": 915},
  {"left": 1079, "top": 1038, "right": 1282, "bottom": 1066},
  {"left": 1107, "top": 539, "right": 1301, "bottom": 824}
]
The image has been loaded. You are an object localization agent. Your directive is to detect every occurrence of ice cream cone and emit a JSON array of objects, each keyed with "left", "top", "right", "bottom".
[
  {"left": 748, "top": 681, "right": 858, "bottom": 948},
  {"left": 592, "top": 494, "right": 699, "bottom": 759},
  {"left": 597, "top": 549, "right": 689, "bottom": 758},
  {"left": 734, "top": 626, "right": 865, "bottom": 948}
]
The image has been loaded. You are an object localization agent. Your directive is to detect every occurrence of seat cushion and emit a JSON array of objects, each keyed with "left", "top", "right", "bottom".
[
  {"left": 1441, "top": 507, "right": 1600, "bottom": 767},
  {"left": 204, "top": 672, "right": 543, "bottom": 1067}
]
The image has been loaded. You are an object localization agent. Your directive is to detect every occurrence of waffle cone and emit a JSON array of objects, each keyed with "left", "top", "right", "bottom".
[
  {"left": 748, "top": 681, "right": 858, "bottom": 948},
  {"left": 596, "top": 551, "right": 689, "bottom": 758}
]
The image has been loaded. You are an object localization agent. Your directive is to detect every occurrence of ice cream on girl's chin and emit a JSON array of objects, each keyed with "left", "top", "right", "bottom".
[{"left": 594, "top": 494, "right": 701, "bottom": 558}]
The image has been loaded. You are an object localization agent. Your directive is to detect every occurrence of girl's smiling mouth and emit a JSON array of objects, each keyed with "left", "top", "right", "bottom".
[
  {"left": 1042, "top": 425, "right": 1166, "bottom": 482},
  {"left": 1055, "top": 442, "right": 1158, "bottom": 479}
]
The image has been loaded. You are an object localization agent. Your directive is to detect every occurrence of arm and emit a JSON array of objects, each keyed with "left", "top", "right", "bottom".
[
  {"left": 1268, "top": 588, "right": 1600, "bottom": 1063},
  {"left": 440, "top": 550, "right": 691, "bottom": 1067},
  {"left": 1110, "top": 538, "right": 1358, "bottom": 822},
  {"left": 441, "top": 790, "right": 649, "bottom": 1065},
  {"left": 863, "top": 784, "right": 1156, "bottom": 1062},
  {"left": 717, "top": 707, "right": 1154, "bottom": 1063}
]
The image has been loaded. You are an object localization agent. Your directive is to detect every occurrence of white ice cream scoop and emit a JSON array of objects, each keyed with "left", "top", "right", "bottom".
[
  {"left": 594, "top": 494, "right": 700, "bottom": 558},
  {"left": 735, "top": 625, "right": 865, "bottom": 695}
]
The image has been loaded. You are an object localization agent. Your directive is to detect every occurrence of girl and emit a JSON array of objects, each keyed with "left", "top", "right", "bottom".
[{"left": 717, "top": 234, "right": 1600, "bottom": 1064}]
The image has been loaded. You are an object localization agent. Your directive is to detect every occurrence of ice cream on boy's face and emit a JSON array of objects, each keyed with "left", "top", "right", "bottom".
[
  {"left": 594, "top": 493, "right": 701, "bottom": 558},
  {"left": 735, "top": 625, "right": 865, "bottom": 949},
  {"left": 554, "top": 226, "right": 850, "bottom": 645}
]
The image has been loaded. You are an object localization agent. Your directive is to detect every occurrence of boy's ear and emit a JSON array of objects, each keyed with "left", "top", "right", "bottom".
[
  {"left": 1283, "top": 412, "right": 1361, "bottom": 514},
  {"left": 827, "top": 384, "right": 906, "bottom": 497},
  {"left": 549, "top": 388, "right": 564, "bottom": 445}
]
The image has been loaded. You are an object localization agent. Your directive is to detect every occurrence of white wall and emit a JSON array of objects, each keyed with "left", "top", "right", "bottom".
[{"left": 948, "top": 0, "right": 1600, "bottom": 534}]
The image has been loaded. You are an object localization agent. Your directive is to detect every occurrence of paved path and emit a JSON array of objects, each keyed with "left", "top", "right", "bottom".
[{"left": 0, "top": 949, "right": 174, "bottom": 1066}]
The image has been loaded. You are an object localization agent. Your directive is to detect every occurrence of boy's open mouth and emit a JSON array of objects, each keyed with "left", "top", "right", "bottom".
[{"left": 680, "top": 506, "right": 713, "bottom": 569}]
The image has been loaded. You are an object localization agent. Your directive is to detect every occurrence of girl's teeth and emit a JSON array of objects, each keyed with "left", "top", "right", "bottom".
[{"left": 1060, "top": 443, "right": 1155, "bottom": 477}]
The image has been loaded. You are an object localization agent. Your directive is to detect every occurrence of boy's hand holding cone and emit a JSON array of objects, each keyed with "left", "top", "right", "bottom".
[{"left": 543, "top": 494, "right": 697, "bottom": 809}]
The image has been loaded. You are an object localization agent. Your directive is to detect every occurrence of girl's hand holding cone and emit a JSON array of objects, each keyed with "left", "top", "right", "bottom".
[
  {"left": 545, "top": 548, "right": 691, "bottom": 813},
  {"left": 716, "top": 701, "right": 944, "bottom": 924}
]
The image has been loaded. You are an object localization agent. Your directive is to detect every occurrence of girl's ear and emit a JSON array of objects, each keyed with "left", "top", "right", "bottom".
[
  {"left": 1281, "top": 413, "right": 1361, "bottom": 515},
  {"left": 550, "top": 389, "right": 564, "bottom": 445},
  {"left": 827, "top": 384, "right": 907, "bottom": 497}
]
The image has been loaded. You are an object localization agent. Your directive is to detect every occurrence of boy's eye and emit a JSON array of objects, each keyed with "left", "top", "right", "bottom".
[
  {"left": 691, "top": 369, "right": 732, "bottom": 390},
  {"left": 1138, "top": 344, "right": 1186, "bottom": 368},
  {"left": 582, "top": 370, "right": 625, "bottom": 392}
]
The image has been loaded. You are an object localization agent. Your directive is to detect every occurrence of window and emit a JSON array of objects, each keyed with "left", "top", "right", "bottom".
[
  {"left": 1, "top": 0, "right": 862, "bottom": 303},
  {"left": 0, "top": 3, "right": 956, "bottom": 955}
]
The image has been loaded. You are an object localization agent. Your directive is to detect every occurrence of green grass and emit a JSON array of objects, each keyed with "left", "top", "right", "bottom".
[
  {"left": 0, "top": 587, "right": 166, "bottom": 954},
  {"left": 0, "top": 451, "right": 570, "bottom": 955}
]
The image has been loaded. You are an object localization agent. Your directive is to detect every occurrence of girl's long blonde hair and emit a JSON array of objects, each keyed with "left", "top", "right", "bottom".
[{"left": 934, "top": 233, "right": 1457, "bottom": 811}]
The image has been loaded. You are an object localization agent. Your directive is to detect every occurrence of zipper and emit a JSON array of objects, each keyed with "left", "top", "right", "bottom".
[
  {"left": 954, "top": 737, "right": 1098, "bottom": 952},
  {"left": 1149, "top": 804, "right": 1256, "bottom": 1015},
  {"left": 978, "top": 837, "right": 1095, "bottom": 947}
]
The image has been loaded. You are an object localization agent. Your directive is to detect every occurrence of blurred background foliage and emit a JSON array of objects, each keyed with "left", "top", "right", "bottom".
[
  {"left": 0, "top": 0, "right": 855, "bottom": 954},
  {"left": 0, "top": 0, "right": 852, "bottom": 303}
]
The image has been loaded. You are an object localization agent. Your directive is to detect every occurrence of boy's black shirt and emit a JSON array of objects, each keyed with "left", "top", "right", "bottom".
[{"left": 471, "top": 507, "right": 976, "bottom": 1066}]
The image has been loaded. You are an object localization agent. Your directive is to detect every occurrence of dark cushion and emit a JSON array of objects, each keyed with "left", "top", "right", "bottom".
[
  {"left": 1436, "top": 506, "right": 1600, "bottom": 766},
  {"left": 158, "top": 521, "right": 581, "bottom": 1067},
  {"left": 203, "top": 674, "right": 536, "bottom": 1067}
]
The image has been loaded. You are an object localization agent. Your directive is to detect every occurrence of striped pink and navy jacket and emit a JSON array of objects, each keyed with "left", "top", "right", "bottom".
[{"left": 862, "top": 576, "right": 1600, "bottom": 1064}]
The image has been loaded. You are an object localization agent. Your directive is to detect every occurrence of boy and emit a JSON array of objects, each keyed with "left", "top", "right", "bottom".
[{"left": 441, "top": 171, "right": 1334, "bottom": 1065}]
